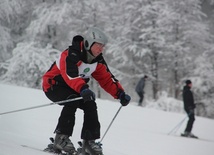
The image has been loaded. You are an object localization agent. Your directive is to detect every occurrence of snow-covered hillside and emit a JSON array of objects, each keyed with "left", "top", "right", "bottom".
[{"left": 0, "top": 84, "right": 214, "bottom": 155}]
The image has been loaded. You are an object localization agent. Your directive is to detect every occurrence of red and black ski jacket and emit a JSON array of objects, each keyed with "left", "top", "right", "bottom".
[{"left": 42, "top": 35, "right": 124, "bottom": 99}]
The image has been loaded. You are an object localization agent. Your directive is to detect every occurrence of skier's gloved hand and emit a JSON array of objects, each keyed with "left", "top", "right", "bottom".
[
  {"left": 80, "top": 88, "right": 96, "bottom": 102},
  {"left": 119, "top": 92, "right": 131, "bottom": 106}
]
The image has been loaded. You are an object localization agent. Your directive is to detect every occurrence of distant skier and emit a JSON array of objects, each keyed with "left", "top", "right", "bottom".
[
  {"left": 42, "top": 27, "right": 131, "bottom": 154},
  {"left": 181, "top": 80, "right": 198, "bottom": 138},
  {"left": 135, "top": 75, "right": 148, "bottom": 106}
]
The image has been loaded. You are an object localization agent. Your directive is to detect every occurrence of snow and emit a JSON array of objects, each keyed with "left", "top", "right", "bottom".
[{"left": 0, "top": 83, "right": 214, "bottom": 155}]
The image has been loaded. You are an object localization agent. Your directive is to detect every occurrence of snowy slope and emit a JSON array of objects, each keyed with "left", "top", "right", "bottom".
[{"left": 0, "top": 84, "right": 214, "bottom": 155}]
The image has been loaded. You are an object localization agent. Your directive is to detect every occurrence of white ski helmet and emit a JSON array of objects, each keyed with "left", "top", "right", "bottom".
[{"left": 84, "top": 27, "right": 108, "bottom": 50}]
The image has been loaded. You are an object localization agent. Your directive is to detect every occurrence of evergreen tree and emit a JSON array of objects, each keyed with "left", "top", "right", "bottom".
[
  {"left": 192, "top": 52, "right": 214, "bottom": 118},
  {"left": 0, "top": 42, "right": 59, "bottom": 88},
  {"left": 160, "top": 0, "right": 212, "bottom": 98},
  {"left": 0, "top": 0, "right": 33, "bottom": 62},
  {"left": 105, "top": 0, "right": 169, "bottom": 100}
]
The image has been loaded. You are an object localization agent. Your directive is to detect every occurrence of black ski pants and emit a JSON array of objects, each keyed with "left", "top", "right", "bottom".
[
  {"left": 184, "top": 108, "right": 195, "bottom": 133},
  {"left": 137, "top": 91, "right": 144, "bottom": 106},
  {"left": 44, "top": 84, "right": 100, "bottom": 140}
]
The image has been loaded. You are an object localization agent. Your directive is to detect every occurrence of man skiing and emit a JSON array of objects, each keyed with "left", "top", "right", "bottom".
[
  {"left": 135, "top": 75, "right": 148, "bottom": 106},
  {"left": 42, "top": 27, "right": 131, "bottom": 154},
  {"left": 181, "top": 80, "right": 198, "bottom": 138}
]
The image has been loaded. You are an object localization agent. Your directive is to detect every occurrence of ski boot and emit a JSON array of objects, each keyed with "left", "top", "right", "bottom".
[
  {"left": 44, "top": 137, "right": 63, "bottom": 154},
  {"left": 44, "top": 136, "right": 78, "bottom": 155},
  {"left": 77, "top": 140, "right": 103, "bottom": 155},
  {"left": 181, "top": 131, "right": 198, "bottom": 139}
]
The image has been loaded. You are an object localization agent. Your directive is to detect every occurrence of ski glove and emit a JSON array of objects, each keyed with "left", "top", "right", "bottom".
[
  {"left": 119, "top": 92, "right": 131, "bottom": 106},
  {"left": 80, "top": 88, "right": 96, "bottom": 102}
]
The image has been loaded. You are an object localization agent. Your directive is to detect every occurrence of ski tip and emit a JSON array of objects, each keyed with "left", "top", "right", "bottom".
[{"left": 180, "top": 133, "right": 198, "bottom": 139}]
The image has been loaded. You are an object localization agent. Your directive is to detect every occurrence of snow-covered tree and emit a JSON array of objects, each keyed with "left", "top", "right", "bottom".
[
  {"left": 191, "top": 51, "right": 214, "bottom": 118},
  {"left": 103, "top": 0, "right": 166, "bottom": 99},
  {"left": 159, "top": 0, "right": 212, "bottom": 99},
  {"left": 0, "top": 0, "right": 32, "bottom": 61},
  {"left": 26, "top": 0, "right": 84, "bottom": 50},
  {"left": 0, "top": 42, "right": 60, "bottom": 88}
]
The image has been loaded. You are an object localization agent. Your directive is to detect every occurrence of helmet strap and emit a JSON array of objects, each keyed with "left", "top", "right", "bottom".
[{"left": 86, "top": 50, "right": 95, "bottom": 63}]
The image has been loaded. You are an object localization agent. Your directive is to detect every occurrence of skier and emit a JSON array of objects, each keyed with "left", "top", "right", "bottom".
[
  {"left": 42, "top": 27, "right": 131, "bottom": 154},
  {"left": 135, "top": 75, "right": 148, "bottom": 106},
  {"left": 181, "top": 80, "right": 198, "bottom": 138}
]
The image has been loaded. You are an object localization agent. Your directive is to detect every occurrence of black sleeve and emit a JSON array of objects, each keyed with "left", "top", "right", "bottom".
[
  {"left": 184, "top": 90, "right": 194, "bottom": 109},
  {"left": 65, "top": 36, "right": 83, "bottom": 78}
]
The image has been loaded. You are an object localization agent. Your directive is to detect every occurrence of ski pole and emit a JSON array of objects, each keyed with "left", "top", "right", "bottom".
[
  {"left": 0, "top": 97, "right": 83, "bottom": 116},
  {"left": 100, "top": 105, "right": 123, "bottom": 143},
  {"left": 168, "top": 115, "right": 188, "bottom": 135}
]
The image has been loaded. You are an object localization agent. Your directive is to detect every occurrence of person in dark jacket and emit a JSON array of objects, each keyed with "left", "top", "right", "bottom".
[
  {"left": 181, "top": 80, "right": 198, "bottom": 138},
  {"left": 135, "top": 75, "right": 148, "bottom": 106},
  {"left": 42, "top": 27, "right": 131, "bottom": 154}
]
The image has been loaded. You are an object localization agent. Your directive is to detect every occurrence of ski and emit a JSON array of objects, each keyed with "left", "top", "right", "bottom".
[
  {"left": 21, "top": 144, "right": 44, "bottom": 152},
  {"left": 180, "top": 134, "right": 214, "bottom": 143},
  {"left": 168, "top": 133, "right": 214, "bottom": 143},
  {"left": 21, "top": 144, "right": 65, "bottom": 155},
  {"left": 21, "top": 136, "right": 104, "bottom": 155},
  {"left": 180, "top": 133, "right": 198, "bottom": 139}
]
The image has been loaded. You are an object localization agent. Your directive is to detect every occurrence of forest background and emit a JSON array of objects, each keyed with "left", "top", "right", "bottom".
[{"left": 0, "top": 0, "right": 214, "bottom": 118}]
